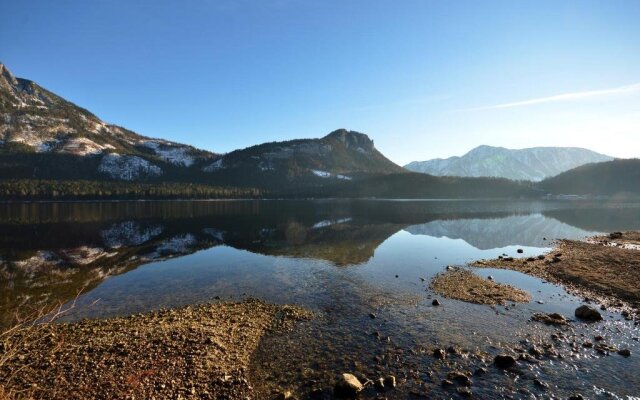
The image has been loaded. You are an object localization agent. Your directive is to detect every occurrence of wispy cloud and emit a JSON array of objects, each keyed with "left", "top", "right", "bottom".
[{"left": 469, "top": 83, "right": 640, "bottom": 111}]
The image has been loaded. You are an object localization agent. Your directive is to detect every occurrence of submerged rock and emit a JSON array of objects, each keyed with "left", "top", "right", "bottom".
[{"left": 575, "top": 305, "right": 603, "bottom": 321}]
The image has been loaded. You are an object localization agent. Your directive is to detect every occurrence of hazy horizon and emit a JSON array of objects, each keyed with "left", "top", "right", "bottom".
[{"left": 2, "top": 0, "right": 639, "bottom": 165}]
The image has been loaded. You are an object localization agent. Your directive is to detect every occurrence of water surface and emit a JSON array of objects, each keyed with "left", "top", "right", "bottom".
[{"left": 1, "top": 199, "right": 639, "bottom": 398}]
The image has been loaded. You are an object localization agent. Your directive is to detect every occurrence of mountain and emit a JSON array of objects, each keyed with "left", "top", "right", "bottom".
[
  {"left": 0, "top": 63, "right": 402, "bottom": 188},
  {"left": 405, "top": 145, "right": 613, "bottom": 181},
  {"left": 540, "top": 158, "right": 640, "bottom": 196},
  {"left": 199, "top": 129, "right": 405, "bottom": 189},
  {"left": 0, "top": 62, "right": 218, "bottom": 181}
]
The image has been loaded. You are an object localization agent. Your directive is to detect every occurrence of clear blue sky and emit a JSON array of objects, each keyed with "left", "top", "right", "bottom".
[{"left": 2, "top": 0, "right": 639, "bottom": 164}]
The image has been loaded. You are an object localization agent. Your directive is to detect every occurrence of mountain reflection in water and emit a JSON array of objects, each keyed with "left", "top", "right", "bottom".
[{"left": 1, "top": 199, "right": 640, "bottom": 328}]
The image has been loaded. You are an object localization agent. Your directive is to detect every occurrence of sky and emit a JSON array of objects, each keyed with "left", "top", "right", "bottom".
[{"left": 1, "top": 0, "right": 639, "bottom": 165}]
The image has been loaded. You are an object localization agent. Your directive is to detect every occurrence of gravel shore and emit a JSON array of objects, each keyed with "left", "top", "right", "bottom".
[
  {"left": 472, "top": 231, "right": 640, "bottom": 317},
  {"left": 0, "top": 299, "right": 311, "bottom": 400}
]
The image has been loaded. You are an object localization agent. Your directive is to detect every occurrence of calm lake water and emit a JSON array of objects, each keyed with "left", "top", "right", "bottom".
[{"left": 1, "top": 199, "right": 640, "bottom": 398}]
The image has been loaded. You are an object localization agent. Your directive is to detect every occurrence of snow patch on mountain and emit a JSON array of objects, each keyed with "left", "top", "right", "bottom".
[
  {"left": 142, "top": 140, "right": 195, "bottom": 166},
  {"left": 405, "top": 146, "right": 614, "bottom": 181},
  {"left": 98, "top": 153, "right": 162, "bottom": 180}
]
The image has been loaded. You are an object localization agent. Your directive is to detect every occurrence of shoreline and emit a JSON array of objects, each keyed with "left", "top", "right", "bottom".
[
  {"left": 0, "top": 299, "right": 311, "bottom": 400},
  {"left": 471, "top": 231, "right": 640, "bottom": 319}
]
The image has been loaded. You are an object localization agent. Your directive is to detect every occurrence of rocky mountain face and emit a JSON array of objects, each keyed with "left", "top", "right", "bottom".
[
  {"left": 0, "top": 63, "right": 402, "bottom": 186},
  {"left": 0, "top": 62, "right": 217, "bottom": 181},
  {"left": 405, "top": 145, "right": 613, "bottom": 181}
]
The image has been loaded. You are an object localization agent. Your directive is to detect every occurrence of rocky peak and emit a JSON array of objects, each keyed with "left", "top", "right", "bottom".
[
  {"left": 0, "top": 62, "right": 19, "bottom": 91},
  {"left": 324, "top": 129, "right": 375, "bottom": 153}
]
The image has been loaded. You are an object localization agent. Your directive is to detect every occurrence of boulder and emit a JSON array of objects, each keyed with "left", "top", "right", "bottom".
[
  {"left": 493, "top": 354, "right": 517, "bottom": 369},
  {"left": 334, "top": 373, "right": 363, "bottom": 398},
  {"left": 575, "top": 305, "right": 603, "bottom": 321}
]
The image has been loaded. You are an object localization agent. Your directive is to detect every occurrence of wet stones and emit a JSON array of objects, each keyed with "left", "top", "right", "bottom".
[
  {"left": 433, "top": 348, "right": 446, "bottom": 360},
  {"left": 447, "top": 371, "right": 472, "bottom": 386},
  {"left": 618, "top": 348, "right": 631, "bottom": 357},
  {"left": 533, "top": 378, "right": 548, "bottom": 389},
  {"left": 432, "top": 299, "right": 441, "bottom": 306},
  {"left": 493, "top": 354, "right": 517, "bottom": 369},
  {"left": 383, "top": 375, "right": 396, "bottom": 388},
  {"left": 333, "top": 373, "right": 363, "bottom": 398},
  {"left": 575, "top": 305, "right": 603, "bottom": 321},
  {"left": 532, "top": 312, "right": 568, "bottom": 326},
  {"left": 473, "top": 367, "right": 488, "bottom": 376}
]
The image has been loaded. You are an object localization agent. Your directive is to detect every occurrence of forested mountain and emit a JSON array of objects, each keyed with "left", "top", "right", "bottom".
[
  {"left": 1, "top": 62, "right": 634, "bottom": 200},
  {"left": 405, "top": 145, "right": 613, "bottom": 181},
  {"left": 539, "top": 159, "right": 640, "bottom": 196}
]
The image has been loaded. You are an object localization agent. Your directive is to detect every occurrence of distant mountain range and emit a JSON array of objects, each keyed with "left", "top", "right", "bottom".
[
  {"left": 0, "top": 62, "right": 637, "bottom": 199},
  {"left": 404, "top": 145, "right": 613, "bottom": 181}
]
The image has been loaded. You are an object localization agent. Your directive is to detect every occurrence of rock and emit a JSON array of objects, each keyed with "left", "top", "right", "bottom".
[
  {"left": 274, "top": 391, "right": 294, "bottom": 400},
  {"left": 493, "top": 354, "right": 517, "bottom": 369},
  {"left": 618, "top": 348, "right": 631, "bottom": 357},
  {"left": 537, "top": 255, "right": 545, "bottom": 260},
  {"left": 456, "top": 387, "right": 472, "bottom": 398},
  {"left": 368, "top": 313, "right": 376, "bottom": 319},
  {"left": 374, "top": 378, "right": 385, "bottom": 391},
  {"left": 532, "top": 312, "right": 568, "bottom": 326},
  {"left": 334, "top": 373, "right": 363, "bottom": 398},
  {"left": 528, "top": 346, "right": 542, "bottom": 357},
  {"left": 433, "top": 348, "right": 446, "bottom": 359},
  {"left": 575, "top": 305, "right": 603, "bottom": 321},
  {"left": 517, "top": 249, "right": 524, "bottom": 253},
  {"left": 533, "top": 379, "right": 548, "bottom": 389},
  {"left": 473, "top": 367, "right": 487, "bottom": 376},
  {"left": 487, "top": 275, "right": 494, "bottom": 281},
  {"left": 432, "top": 299, "right": 441, "bottom": 306},
  {"left": 383, "top": 375, "right": 396, "bottom": 388},
  {"left": 609, "top": 232, "right": 623, "bottom": 239},
  {"left": 441, "top": 379, "right": 453, "bottom": 387},
  {"left": 569, "top": 395, "right": 585, "bottom": 400},
  {"left": 446, "top": 345, "right": 460, "bottom": 355},
  {"left": 447, "top": 372, "right": 471, "bottom": 386}
]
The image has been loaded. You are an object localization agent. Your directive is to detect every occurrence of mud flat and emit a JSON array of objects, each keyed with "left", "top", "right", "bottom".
[
  {"left": 430, "top": 266, "right": 531, "bottom": 305},
  {"left": 0, "top": 299, "right": 311, "bottom": 400},
  {"left": 473, "top": 231, "right": 640, "bottom": 318}
]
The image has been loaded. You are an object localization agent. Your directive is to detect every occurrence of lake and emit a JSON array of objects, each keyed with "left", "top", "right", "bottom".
[{"left": 1, "top": 199, "right": 640, "bottom": 398}]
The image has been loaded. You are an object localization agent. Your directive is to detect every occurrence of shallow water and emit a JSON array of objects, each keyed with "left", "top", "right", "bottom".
[{"left": 1, "top": 199, "right": 639, "bottom": 398}]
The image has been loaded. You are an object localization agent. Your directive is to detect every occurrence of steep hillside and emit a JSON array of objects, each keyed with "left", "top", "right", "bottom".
[
  {"left": 0, "top": 62, "right": 217, "bottom": 181},
  {"left": 540, "top": 159, "right": 640, "bottom": 196},
  {"left": 405, "top": 145, "right": 613, "bottom": 181},
  {"left": 200, "top": 129, "right": 405, "bottom": 188}
]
